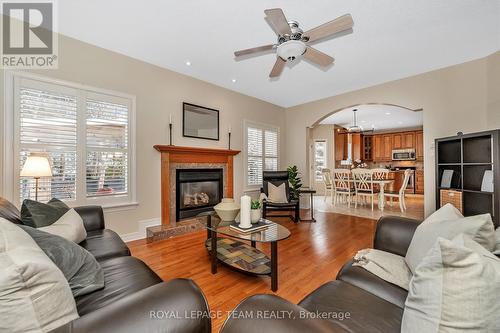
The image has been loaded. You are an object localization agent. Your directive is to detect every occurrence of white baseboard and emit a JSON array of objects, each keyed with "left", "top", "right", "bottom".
[{"left": 120, "top": 217, "right": 161, "bottom": 242}]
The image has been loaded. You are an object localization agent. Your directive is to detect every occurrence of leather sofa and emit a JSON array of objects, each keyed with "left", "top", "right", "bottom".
[
  {"left": 220, "top": 216, "right": 422, "bottom": 333},
  {"left": 0, "top": 197, "right": 211, "bottom": 333}
]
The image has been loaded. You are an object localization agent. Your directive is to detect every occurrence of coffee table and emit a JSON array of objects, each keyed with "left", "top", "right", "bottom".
[{"left": 199, "top": 211, "right": 291, "bottom": 292}]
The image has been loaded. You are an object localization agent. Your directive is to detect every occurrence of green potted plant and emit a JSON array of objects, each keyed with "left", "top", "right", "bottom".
[
  {"left": 287, "top": 165, "right": 302, "bottom": 201},
  {"left": 250, "top": 200, "right": 261, "bottom": 223}
]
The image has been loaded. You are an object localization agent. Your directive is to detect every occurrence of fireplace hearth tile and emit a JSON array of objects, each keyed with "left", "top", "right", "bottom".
[{"left": 146, "top": 218, "right": 206, "bottom": 243}]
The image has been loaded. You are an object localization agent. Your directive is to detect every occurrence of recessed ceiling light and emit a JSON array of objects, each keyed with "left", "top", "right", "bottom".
[
  {"left": 231, "top": 78, "right": 237, "bottom": 83},
  {"left": 398, "top": 121, "right": 403, "bottom": 125},
  {"left": 385, "top": 112, "right": 391, "bottom": 115},
  {"left": 185, "top": 60, "right": 191, "bottom": 66},
  {"left": 361, "top": 120, "right": 366, "bottom": 123}
]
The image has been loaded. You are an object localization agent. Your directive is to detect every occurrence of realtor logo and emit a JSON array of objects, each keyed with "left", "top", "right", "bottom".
[{"left": 1, "top": 0, "right": 58, "bottom": 68}]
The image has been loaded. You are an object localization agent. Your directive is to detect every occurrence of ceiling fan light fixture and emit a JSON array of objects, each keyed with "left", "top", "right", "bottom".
[{"left": 277, "top": 40, "right": 306, "bottom": 61}]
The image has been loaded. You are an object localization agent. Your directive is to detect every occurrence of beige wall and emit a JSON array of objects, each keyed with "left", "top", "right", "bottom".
[
  {"left": 285, "top": 52, "right": 500, "bottom": 216},
  {"left": 487, "top": 51, "right": 500, "bottom": 124},
  {"left": 0, "top": 35, "right": 286, "bottom": 236}
]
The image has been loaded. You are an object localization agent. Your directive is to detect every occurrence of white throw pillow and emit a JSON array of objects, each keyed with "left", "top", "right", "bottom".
[
  {"left": 405, "top": 205, "right": 495, "bottom": 273},
  {"left": 0, "top": 218, "right": 79, "bottom": 332},
  {"left": 402, "top": 234, "right": 500, "bottom": 333},
  {"left": 268, "top": 183, "right": 288, "bottom": 203},
  {"left": 420, "top": 203, "right": 464, "bottom": 224},
  {"left": 39, "top": 208, "right": 87, "bottom": 243},
  {"left": 353, "top": 248, "right": 412, "bottom": 290}
]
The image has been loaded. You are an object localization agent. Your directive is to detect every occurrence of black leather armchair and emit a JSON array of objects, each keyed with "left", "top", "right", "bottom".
[{"left": 260, "top": 171, "right": 300, "bottom": 222}]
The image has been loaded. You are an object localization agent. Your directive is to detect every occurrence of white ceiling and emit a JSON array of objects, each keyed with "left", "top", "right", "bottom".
[
  {"left": 55, "top": 1, "right": 499, "bottom": 107},
  {"left": 319, "top": 104, "right": 423, "bottom": 131}
]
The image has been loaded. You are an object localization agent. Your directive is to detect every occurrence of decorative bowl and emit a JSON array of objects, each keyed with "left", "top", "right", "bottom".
[{"left": 214, "top": 198, "right": 240, "bottom": 222}]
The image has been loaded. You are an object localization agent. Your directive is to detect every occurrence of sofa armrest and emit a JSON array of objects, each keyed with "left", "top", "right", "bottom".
[
  {"left": 373, "top": 216, "right": 421, "bottom": 257},
  {"left": 221, "top": 294, "right": 347, "bottom": 333},
  {"left": 50, "top": 279, "right": 211, "bottom": 333},
  {"left": 74, "top": 205, "right": 105, "bottom": 232}
]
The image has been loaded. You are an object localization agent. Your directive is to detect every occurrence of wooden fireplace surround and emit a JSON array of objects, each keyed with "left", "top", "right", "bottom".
[{"left": 154, "top": 145, "right": 240, "bottom": 226}]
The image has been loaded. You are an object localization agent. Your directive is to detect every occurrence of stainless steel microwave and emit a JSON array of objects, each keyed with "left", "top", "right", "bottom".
[{"left": 392, "top": 149, "right": 416, "bottom": 161}]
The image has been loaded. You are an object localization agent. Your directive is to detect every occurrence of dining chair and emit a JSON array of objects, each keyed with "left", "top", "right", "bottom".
[
  {"left": 371, "top": 168, "right": 389, "bottom": 193},
  {"left": 384, "top": 169, "right": 412, "bottom": 212},
  {"left": 320, "top": 168, "right": 333, "bottom": 202},
  {"left": 352, "top": 168, "right": 378, "bottom": 211},
  {"left": 371, "top": 168, "right": 389, "bottom": 180},
  {"left": 332, "top": 169, "right": 355, "bottom": 207}
]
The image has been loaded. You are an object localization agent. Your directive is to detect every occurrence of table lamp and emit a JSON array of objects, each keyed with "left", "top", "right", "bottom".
[{"left": 20, "top": 155, "right": 53, "bottom": 201}]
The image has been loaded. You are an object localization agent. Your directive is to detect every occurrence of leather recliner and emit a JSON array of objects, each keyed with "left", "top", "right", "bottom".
[{"left": 0, "top": 197, "right": 211, "bottom": 333}]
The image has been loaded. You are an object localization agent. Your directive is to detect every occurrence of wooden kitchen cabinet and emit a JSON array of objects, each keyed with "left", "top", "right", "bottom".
[
  {"left": 402, "top": 132, "right": 415, "bottom": 148},
  {"left": 392, "top": 133, "right": 402, "bottom": 149},
  {"left": 352, "top": 133, "right": 362, "bottom": 161},
  {"left": 382, "top": 135, "right": 393, "bottom": 161},
  {"left": 415, "top": 170, "right": 424, "bottom": 194},
  {"left": 416, "top": 130, "right": 424, "bottom": 160},
  {"left": 373, "top": 135, "right": 383, "bottom": 161},
  {"left": 334, "top": 129, "right": 346, "bottom": 161},
  {"left": 362, "top": 135, "right": 373, "bottom": 160}
]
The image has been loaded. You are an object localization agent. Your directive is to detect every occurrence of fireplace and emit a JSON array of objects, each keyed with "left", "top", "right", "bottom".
[{"left": 175, "top": 168, "right": 223, "bottom": 221}]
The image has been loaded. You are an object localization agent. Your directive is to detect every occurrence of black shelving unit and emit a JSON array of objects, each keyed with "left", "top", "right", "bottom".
[{"left": 435, "top": 129, "right": 499, "bottom": 227}]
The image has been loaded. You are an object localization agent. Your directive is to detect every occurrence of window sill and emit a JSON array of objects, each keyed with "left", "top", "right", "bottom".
[
  {"left": 101, "top": 201, "right": 139, "bottom": 213},
  {"left": 244, "top": 187, "right": 261, "bottom": 193}
]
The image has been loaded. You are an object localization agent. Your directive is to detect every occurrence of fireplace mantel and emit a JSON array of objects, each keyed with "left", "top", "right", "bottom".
[{"left": 154, "top": 145, "right": 241, "bottom": 226}]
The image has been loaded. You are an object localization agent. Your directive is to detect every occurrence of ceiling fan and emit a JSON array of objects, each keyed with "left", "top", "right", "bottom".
[
  {"left": 337, "top": 109, "right": 374, "bottom": 134},
  {"left": 234, "top": 8, "right": 354, "bottom": 77}
]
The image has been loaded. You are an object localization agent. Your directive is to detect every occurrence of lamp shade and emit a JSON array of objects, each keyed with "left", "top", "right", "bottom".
[{"left": 20, "top": 156, "right": 53, "bottom": 177}]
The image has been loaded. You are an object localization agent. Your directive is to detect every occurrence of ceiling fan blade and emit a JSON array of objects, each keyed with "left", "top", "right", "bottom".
[
  {"left": 303, "top": 47, "right": 334, "bottom": 67},
  {"left": 234, "top": 44, "right": 275, "bottom": 57},
  {"left": 303, "top": 14, "right": 354, "bottom": 43},
  {"left": 264, "top": 8, "right": 292, "bottom": 36},
  {"left": 269, "top": 57, "right": 286, "bottom": 77}
]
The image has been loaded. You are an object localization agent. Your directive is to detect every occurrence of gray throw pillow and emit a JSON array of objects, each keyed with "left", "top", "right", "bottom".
[
  {"left": 21, "top": 198, "right": 70, "bottom": 228},
  {"left": 19, "top": 225, "right": 104, "bottom": 297}
]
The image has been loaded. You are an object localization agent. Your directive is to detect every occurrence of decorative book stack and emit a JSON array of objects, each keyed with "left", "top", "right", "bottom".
[{"left": 230, "top": 220, "right": 269, "bottom": 234}]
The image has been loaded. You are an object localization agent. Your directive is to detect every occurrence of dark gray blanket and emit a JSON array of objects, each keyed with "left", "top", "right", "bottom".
[{"left": 19, "top": 225, "right": 104, "bottom": 297}]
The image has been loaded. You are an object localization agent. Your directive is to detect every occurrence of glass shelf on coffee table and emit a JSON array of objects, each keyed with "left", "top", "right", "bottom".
[{"left": 197, "top": 211, "right": 291, "bottom": 292}]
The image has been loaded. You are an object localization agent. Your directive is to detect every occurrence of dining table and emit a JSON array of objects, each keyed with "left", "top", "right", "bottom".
[{"left": 340, "top": 179, "right": 394, "bottom": 211}]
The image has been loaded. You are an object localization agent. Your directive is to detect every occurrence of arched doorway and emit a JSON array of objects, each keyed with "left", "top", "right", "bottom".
[{"left": 306, "top": 103, "right": 424, "bottom": 220}]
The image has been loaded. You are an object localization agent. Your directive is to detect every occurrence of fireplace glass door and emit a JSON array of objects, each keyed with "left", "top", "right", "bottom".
[{"left": 176, "top": 168, "right": 223, "bottom": 220}]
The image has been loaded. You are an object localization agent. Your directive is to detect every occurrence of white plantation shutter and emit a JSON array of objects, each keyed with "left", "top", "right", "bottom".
[
  {"left": 246, "top": 123, "right": 279, "bottom": 187},
  {"left": 86, "top": 99, "right": 129, "bottom": 197},
  {"left": 13, "top": 75, "right": 135, "bottom": 206},
  {"left": 18, "top": 87, "right": 78, "bottom": 202},
  {"left": 264, "top": 130, "right": 278, "bottom": 171},
  {"left": 247, "top": 127, "right": 263, "bottom": 185}
]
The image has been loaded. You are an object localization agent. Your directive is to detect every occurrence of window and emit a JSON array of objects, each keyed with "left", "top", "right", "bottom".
[
  {"left": 9, "top": 73, "right": 135, "bottom": 207},
  {"left": 314, "top": 140, "right": 327, "bottom": 181},
  {"left": 245, "top": 121, "right": 279, "bottom": 187}
]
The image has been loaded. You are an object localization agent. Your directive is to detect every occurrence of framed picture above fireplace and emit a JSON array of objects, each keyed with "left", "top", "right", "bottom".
[{"left": 183, "top": 102, "right": 219, "bottom": 141}]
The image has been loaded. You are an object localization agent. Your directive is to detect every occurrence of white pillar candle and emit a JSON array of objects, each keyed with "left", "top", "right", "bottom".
[{"left": 239, "top": 195, "right": 251, "bottom": 228}]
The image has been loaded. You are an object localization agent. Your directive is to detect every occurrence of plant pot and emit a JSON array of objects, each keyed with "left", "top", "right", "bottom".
[
  {"left": 214, "top": 198, "right": 240, "bottom": 222},
  {"left": 250, "top": 209, "right": 261, "bottom": 223}
]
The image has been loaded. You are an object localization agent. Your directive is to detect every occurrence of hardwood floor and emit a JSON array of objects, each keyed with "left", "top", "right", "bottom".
[{"left": 128, "top": 211, "right": 377, "bottom": 332}]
